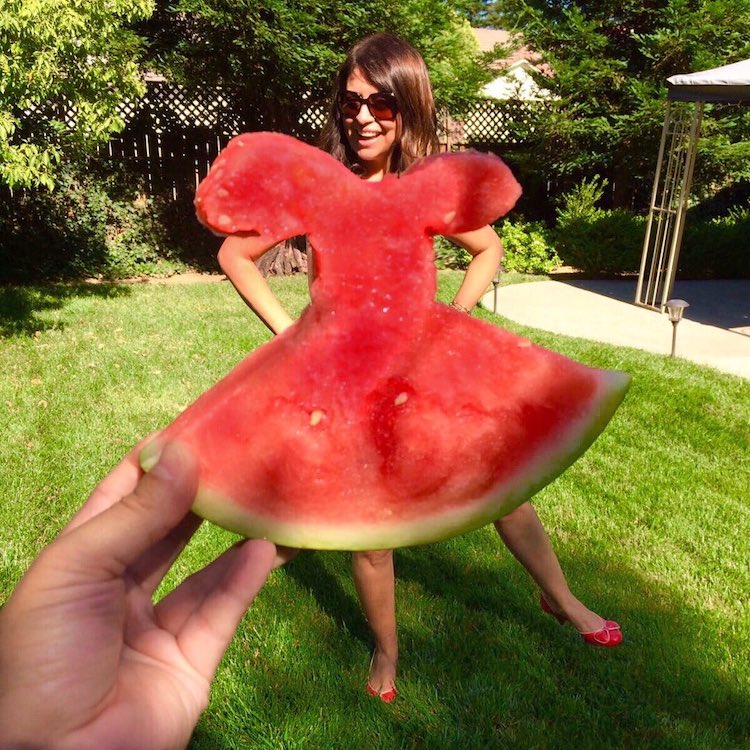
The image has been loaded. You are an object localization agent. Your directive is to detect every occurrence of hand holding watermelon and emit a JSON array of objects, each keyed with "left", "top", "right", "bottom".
[
  {"left": 0, "top": 441, "right": 280, "bottom": 749},
  {"left": 141, "top": 132, "right": 629, "bottom": 551}
]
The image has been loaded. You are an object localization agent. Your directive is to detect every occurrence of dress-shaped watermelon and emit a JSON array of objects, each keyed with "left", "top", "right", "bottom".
[{"left": 141, "top": 133, "right": 629, "bottom": 550}]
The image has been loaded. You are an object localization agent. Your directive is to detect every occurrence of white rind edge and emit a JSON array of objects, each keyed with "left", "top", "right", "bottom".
[{"left": 185, "top": 370, "right": 631, "bottom": 550}]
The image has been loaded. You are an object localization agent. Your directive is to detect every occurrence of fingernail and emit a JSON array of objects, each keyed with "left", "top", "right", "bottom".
[
  {"left": 139, "top": 439, "right": 163, "bottom": 472},
  {"left": 149, "top": 442, "right": 184, "bottom": 482}
]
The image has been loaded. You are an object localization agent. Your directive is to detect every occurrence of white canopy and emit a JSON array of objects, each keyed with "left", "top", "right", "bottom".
[{"left": 667, "top": 58, "right": 750, "bottom": 102}]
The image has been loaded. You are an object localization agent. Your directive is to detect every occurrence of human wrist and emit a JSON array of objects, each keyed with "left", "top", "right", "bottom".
[
  {"left": 450, "top": 300, "right": 471, "bottom": 314},
  {"left": 274, "top": 317, "right": 295, "bottom": 335}
]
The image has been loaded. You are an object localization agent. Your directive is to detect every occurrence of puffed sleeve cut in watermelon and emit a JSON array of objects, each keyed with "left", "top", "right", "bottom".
[{"left": 142, "top": 132, "right": 630, "bottom": 550}]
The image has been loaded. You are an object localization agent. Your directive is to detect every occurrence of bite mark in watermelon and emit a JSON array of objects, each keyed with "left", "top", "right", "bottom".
[{"left": 141, "top": 132, "right": 629, "bottom": 550}]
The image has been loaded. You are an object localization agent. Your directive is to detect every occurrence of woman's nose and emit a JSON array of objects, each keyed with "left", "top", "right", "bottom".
[{"left": 355, "top": 105, "right": 375, "bottom": 125}]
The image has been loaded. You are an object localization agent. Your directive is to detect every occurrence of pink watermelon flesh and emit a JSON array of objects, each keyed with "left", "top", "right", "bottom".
[{"left": 141, "top": 132, "right": 630, "bottom": 550}]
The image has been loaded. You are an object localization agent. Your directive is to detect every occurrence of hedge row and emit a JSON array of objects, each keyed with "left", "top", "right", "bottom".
[
  {"left": 552, "top": 177, "right": 750, "bottom": 278},
  {"left": 2, "top": 164, "right": 749, "bottom": 282},
  {"left": 0, "top": 161, "right": 221, "bottom": 283}
]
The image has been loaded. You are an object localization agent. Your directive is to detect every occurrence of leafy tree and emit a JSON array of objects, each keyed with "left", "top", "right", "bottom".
[
  {"left": 138, "top": 0, "right": 493, "bottom": 131},
  {"left": 424, "top": 18, "right": 499, "bottom": 115},
  {"left": 0, "top": 0, "right": 153, "bottom": 189},
  {"left": 469, "top": 1, "right": 750, "bottom": 209}
]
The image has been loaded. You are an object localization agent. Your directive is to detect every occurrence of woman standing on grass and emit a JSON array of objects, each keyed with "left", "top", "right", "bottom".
[{"left": 217, "top": 32, "right": 622, "bottom": 704}]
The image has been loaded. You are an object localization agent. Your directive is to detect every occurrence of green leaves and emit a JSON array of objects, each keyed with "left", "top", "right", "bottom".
[
  {"left": 478, "top": 0, "right": 750, "bottom": 208},
  {"left": 423, "top": 19, "right": 492, "bottom": 114},
  {"left": 0, "top": 0, "right": 153, "bottom": 189},
  {"left": 1, "top": 0, "right": 494, "bottom": 187},
  {"left": 0, "top": 142, "right": 60, "bottom": 191},
  {"left": 498, "top": 219, "right": 560, "bottom": 274},
  {"left": 141, "top": 0, "right": 491, "bottom": 130}
]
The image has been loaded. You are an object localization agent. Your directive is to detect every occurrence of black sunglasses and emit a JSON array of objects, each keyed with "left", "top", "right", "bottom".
[{"left": 339, "top": 91, "right": 398, "bottom": 120}]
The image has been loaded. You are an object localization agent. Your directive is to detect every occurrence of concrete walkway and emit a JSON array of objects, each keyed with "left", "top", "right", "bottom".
[{"left": 480, "top": 278, "right": 750, "bottom": 381}]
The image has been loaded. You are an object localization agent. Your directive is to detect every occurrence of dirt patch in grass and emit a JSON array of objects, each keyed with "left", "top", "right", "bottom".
[{"left": 84, "top": 271, "right": 228, "bottom": 286}]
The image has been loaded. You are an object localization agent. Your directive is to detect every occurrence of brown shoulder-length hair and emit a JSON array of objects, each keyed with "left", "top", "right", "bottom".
[{"left": 318, "top": 33, "right": 440, "bottom": 174}]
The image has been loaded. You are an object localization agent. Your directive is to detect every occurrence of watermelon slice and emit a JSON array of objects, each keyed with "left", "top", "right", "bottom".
[{"left": 141, "top": 132, "right": 629, "bottom": 550}]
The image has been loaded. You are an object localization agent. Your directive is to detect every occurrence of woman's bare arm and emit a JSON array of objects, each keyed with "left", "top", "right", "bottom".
[
  {"left": 445, "top": 225, "right": 503, "bottom": 311},
  {"left": 218, "top": 235, "right": 296, "bottom": 335}
]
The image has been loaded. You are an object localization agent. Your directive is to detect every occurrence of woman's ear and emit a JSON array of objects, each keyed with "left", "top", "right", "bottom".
[
  {"left": 400, "top": 150, "right": 522, "bottom": 236},
  {"left": 195, "top": 132, "right": 356, "bottom": 239}
]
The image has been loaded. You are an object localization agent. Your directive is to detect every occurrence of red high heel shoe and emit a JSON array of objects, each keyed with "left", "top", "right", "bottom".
[
  {"left": 366, "top": 682, "right": 398, "bottom": 703},
  {"left": 366, "top": 652, "right": 398, "bottom": 703},
  {"left": 540, "top": 595, "right": 623, "bottom": 647}
]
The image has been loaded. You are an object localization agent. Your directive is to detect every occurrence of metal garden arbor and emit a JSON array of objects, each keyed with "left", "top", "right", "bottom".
[{"left": 636, "top": 59, "right": 750, "bottom": 310}]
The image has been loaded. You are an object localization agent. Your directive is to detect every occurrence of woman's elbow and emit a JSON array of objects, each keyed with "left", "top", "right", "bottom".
[
  {"left": 479, "top": 232, "right": 503, "bottom": 264},
  {"left": 216, "top": 241, "right": 231, "bottom": 273},
  {"left": 217, "top": 236, "right": 248, "bottom": 273},
  {"left": 495, "top": 236, "right": 504, "bottom": 263}
]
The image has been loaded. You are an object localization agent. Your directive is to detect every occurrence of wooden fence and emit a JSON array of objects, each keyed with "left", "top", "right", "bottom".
[{"left": 102, "top": 81, "right": 541, "bottom": 201}]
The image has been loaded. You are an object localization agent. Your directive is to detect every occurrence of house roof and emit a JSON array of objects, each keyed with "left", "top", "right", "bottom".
[
  {"left": 471, "top": 27, "right": 553, "bottom": 100},
  {"left": 471, "top": 27, "right": 548, "bottom": 73}
]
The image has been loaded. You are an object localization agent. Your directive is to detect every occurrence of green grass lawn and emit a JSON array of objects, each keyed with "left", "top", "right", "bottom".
[{"left": 1, "top": 272, "right": 748, "bottom": 749}]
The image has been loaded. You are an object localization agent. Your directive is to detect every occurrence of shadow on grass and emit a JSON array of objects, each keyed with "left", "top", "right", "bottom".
[
  {"left": 284, "top": 551, "right": 373, "bottom": 646},
  {"left": 0, "top": 283, "right": 132, "bottom": 337},
  {"left": 189, "top": 727, "right": 237, "bottom": 750},
  {"left": 259, "top": 538, "right": 749, "bottom": 749}
]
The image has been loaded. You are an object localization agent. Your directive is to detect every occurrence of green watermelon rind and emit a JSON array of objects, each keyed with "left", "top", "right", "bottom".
[{"left": 142, "top": 369, "right": 629, "bottom": 550}]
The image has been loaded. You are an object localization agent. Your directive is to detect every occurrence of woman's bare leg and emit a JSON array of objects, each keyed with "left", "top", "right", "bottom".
[
  {"left": 352, "top": 549, "right": 398, "bottom": 695},
  {"left": 494, "top": 502, "right": 606, "bottom": 633}
]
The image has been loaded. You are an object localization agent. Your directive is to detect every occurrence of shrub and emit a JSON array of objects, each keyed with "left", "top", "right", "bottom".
[
  {"left": 433, "top": 235, "right": 472, "bottom": 270},
  {"left": 552, "top": 175, "right": 750, "bottom": 277},
  {"left": 554, "top": 210, "right": 647, "bottom": 274},
  {"left": 0, "top": 160, "right": 188, "bottom": 282},
  {"left": 680, "top": 206, "right": 750, "bottom": 278},
  {"left": 498, "top": 219, "right": 560, "bottom": 274},
  {"left": 554, "top": 177, "right": 646, "bottom": 274},
  {"left": 433, "top": 221, "right": 559, "bottom": 275}
]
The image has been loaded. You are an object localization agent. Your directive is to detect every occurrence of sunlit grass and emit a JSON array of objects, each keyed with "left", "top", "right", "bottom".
[{"left": 1, "top": 273, "right": 748, "bottom": 749}]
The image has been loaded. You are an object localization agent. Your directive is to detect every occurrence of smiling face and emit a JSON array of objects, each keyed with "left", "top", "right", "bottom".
[{"left": 342, "top": 68, "right": 400, "bottom": 182}]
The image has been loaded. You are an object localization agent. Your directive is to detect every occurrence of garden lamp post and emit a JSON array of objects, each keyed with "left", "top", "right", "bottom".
[
  {"left": 491, "top": 264, "right": 503, "bottom": 314},
  {"left": 666, "top": 299, "right": 689, "bottom": 357}
]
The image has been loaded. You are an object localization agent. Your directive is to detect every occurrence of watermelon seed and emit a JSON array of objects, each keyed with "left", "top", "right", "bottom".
[
  {"left": 309, "top": 409, "right": 326, "bottom": 426},
  {"left": 394, "top": 392, "right": 408, "bottom": 406}
]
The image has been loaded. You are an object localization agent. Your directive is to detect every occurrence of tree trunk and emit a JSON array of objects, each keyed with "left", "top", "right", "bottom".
[{"left": 256, "top": 235, "right": 308, "bottom": 277}]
